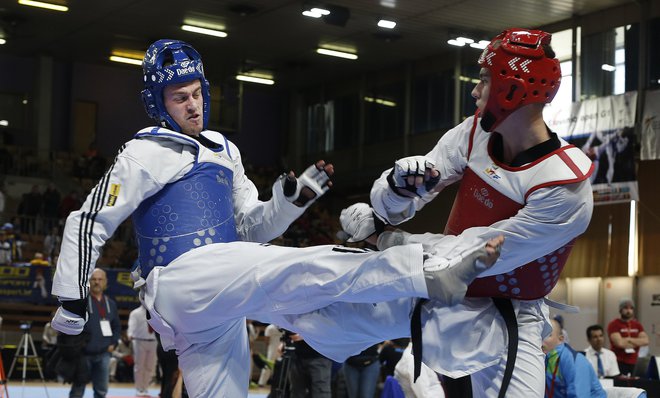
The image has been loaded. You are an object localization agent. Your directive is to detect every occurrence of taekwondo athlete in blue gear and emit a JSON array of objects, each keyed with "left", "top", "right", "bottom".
[{"left": 49, "top": 39, "right": 336, "bottom": 396}]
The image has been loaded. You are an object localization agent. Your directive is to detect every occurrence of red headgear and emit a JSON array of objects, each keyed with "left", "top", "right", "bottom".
[{"left": 478, "top": 28, "right": 561, "bottom": 131}]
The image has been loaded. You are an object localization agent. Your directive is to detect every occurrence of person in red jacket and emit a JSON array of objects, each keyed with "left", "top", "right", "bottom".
[{"left": 607, "top": 298, "right": 649, "bottom": 376}]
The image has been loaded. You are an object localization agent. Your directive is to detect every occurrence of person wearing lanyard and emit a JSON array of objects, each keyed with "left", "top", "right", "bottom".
[
  {"left": 607, "top": 298, "right": 649, "bottom": 376},
  {"left": 543, "top": 319, "right": 605, "bottom": 398},
  {"left": 69, "top": 268, "right": 121, "bottom": 398}
]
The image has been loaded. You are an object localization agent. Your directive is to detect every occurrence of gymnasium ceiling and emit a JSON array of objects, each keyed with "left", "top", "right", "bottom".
[{"left": 0, "top": 0, "right": 637, "bottom": 89}]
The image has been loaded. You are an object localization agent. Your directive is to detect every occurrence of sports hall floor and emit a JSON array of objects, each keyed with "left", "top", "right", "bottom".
[{"left": 1, "top": 381, "right": 270, "bottom": 397}]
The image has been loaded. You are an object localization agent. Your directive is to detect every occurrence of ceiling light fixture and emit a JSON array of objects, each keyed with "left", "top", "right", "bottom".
[
  {"left": 601, "top": 64, "right": 616, "bottom": 72},
  {"left": 316, "top": 48, "right": 358, "bottom": 60},
  {"left": 0, "top": 39, "right": 5, "bottom": 45},
  {"left": 469, "top": 40, "right": 490, "bottom": 50},
  {"left": 364, "top": 96, "right": 396, "bottom": 107},
  {"left": 181, "top": 24, "right": 227, "bottom": 38},
  {"left": 447, "top": 39, "right": 465, "bottom": 47},
  {"left": 109, "top": 55, "right": 142, "bottom": 66},
  {"left": 448, "top": 36, "right": 489, "bottom": 49},
  {"left": 18, "top": 0, "right": 68, "bottom": 12},
  {"left": 110, "top": 50, "right": 144, "bottom": 66},
  {"left": 377, "top": 19, "right": 396, "bottom": 29},
  {"left": 236, "top": 74, "right": 275, "bottom": 85},
  {"left": 302, "top": 7, "right": 330, "bottom": 18}
]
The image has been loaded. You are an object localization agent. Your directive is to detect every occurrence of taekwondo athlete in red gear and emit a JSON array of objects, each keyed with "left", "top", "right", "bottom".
[
  {"left": 368, "top": 28, "right": 595, "bottom": 397},
  {"left": 51, "top": 39, "right": 504, "bottom": 398}
]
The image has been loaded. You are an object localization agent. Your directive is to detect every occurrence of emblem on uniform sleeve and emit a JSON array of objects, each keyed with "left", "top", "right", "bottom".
[{"left": 107, "top": 183, "right": 121, "bottom": 206}]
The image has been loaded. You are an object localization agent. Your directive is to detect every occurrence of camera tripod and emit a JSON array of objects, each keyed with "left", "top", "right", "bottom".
[{"left": 7, "top": 325, "right": 50, "bottom": 398}]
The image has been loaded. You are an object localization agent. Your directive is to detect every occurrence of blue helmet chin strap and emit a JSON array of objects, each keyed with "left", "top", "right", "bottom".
[{"left": 141, "top": 39, "right": 211, "bottom": 132}]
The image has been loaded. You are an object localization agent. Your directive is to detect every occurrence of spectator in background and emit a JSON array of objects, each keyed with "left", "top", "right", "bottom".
[
  {"left": 0, "top": 223, "right": 22, "bottom": 263},
  {"left": 379, "top": 338, "right": 409, "bottom": 379},
  {"left": 58, "top": 190, "right": 81, "bottom": 220},
  {"left": 543, "top": 319, "right": 606, "bottom": 398},
  {"left": 109, "top": 331, "right": 133, "bottom": 383},
  {"left": 342, "top": 343, "right": 381, "bottom": 398},
  {"left": 128, "top": 304, "right": 158, "bottom": 396},
  {"left": 17, "top": 185, "right": 42, "bottom": 235},
  {"left": 607, "top": 298, "right": 649, "bottom": 376},
  {"left": 288, "top": 333, "right": 333, "bottom": 398},
  {"left": 258, "top": 324, "right": 283, "bottom": 387},
  {"left": 584, "top": 324, "right": 620, "bottom": 378},
  {"left": 0, "top": 227, "right": 10, "bottom": 265},
  {"left": 69, "top": 268, "right": 121, "bottom": 398},
  {"left": 554, "top": 314, "right": 570, "bottom": 345},
  {"left": 0, "top": 182, "right": 5, "bottom": 216},
  {"left": 43, "top": 226, "right": 61, "bottom": 263},
  {"left": 42, "top": 183, "right": 61, "bottom": 232}
]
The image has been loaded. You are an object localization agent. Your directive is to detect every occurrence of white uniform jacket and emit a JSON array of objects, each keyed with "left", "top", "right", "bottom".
[
  {"left": 370, "top": 115, "right": 594, "bottom": 382},
  {"left": 52, "top": 127, "right": 306, "bottom": 300}
]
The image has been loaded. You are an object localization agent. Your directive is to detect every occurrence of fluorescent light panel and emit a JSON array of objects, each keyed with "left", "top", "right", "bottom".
[
  {"left": 377, "top": 19, "right": 396, "bottom": 29},
  {"left": 236, "top": 74, "right": 274, "bottom": 85},
  {"left": 447, "top": 39, "right": 465, "bottom": 47},
  {"left": 316, "top": 48, "right": 357, "bottom": 60},
  {"left": 109, "top": 55, "right": 142, "bottom": 66},
  {"left": 364, "top": 96, "right": 396, "bottom": 107},
  {"left": 181, "top": 24, "right": 227, "bottom": 38},
  {"left": 18, "top": 0, "right": 68, "bottom": 12},
  {"left": 302, "top": 7, "right": 330, "bottom": 18},
  {"left": 470, "top": 40, "right": 490, "bottom": 50}
]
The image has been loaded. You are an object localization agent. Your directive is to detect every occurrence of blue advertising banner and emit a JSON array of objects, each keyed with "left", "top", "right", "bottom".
[{"left": 0, "top": 264, "right": 139, "bottom": 309}]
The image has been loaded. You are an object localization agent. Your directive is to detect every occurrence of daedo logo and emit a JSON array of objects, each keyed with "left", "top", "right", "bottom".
[
  {"left": 473, "top": 187, "right": 494, "bottom": 209},
  {"left": 177, "top": 65, "right": 196, "bottom": 76}
]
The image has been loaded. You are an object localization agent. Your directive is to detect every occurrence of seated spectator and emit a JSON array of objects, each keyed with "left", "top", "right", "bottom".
[
  {"left": 0, "top": 223, "right": 22, "bottom": 263},
  {"left": 110, "top": 331, "right": 134, "bottom": 383},
  {"left": 379, "top": 338, "right": 409, "bottom": 378},
  {"left": 543, "top": 319, "right": 606, "bottom": 398},
  {"left": 59, "top": 190, "right": 81, "bottom": 220},
  {"left": 42, "top": 183, "right": 61, "bottom": 232},
  {"left": 43, "top": 226, "right": 62, "bottom": 263},
  {"left": 585, "top": 324, "right": 620, "bottom": 378},
  {"left": 17, "top": 185, "right": 42, "bottom": 235}
]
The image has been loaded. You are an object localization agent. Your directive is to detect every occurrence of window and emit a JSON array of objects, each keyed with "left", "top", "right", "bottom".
[
  {"left": 364, "top": 80, "right": 404, "bottom": 142},
  {"left": 412, "top": 69, "right": 455, "bottom": 133},
  {"left": 306, "top": 93, "right": 359, "bottom": 153}
]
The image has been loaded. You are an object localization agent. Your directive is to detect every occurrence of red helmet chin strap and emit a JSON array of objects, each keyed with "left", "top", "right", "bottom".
[{"left": 478, "top": 28, "right": 561, "bottom": 132}]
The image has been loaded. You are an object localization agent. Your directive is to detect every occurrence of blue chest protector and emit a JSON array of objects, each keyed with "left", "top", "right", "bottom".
[{"left": 132, "top": 129, "right": 239, "bottom": 278}]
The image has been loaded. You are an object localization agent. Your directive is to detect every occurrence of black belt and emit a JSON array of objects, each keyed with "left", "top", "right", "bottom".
[{"left": 410, "top": 297, "right": 518, "bottom": 398}]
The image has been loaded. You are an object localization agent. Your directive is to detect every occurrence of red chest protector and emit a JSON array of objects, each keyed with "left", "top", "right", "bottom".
[{"left": 444, "top": 117, "right": 593, "bottom": 300}]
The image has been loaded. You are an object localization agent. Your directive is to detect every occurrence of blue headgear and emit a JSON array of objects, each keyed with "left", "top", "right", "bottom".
[{"left": 141, "top": 39, "right": 211, "bottom": 132}]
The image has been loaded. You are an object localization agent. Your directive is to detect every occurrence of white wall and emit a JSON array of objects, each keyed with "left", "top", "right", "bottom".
[{"left": 549, "top": 276, "right": 657, "bottom": 356}]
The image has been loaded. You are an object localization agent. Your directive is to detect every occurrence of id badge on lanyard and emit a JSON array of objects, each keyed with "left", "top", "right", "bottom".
[{"left": 90, "top": 295, "right": 113, "bottom": 337}]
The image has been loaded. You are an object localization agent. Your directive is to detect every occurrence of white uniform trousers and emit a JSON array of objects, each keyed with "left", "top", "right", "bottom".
[
  {"left": 131, "top": 338, "right": 158, "bottom": 393},
  {"left": 142, "top": 241, "right": 428, "bottom": 398},
  {"left": 270, "top": 298, "right": 550, "bottom": 398}
]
